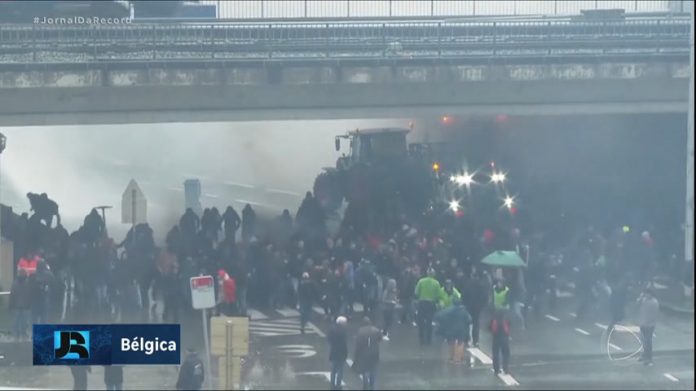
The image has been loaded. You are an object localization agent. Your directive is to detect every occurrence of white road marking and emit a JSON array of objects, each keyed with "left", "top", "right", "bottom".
[
  {"left": 277, "top": 308, "right": 300, "bottom": 317},
  {"left": 224, "top": 181, "right": 255, "bottom": 189},
  {"left": 250, "top": 319, "right": 320, "bottom": 337},
  {"left": 608, "top": 343, "right": 623, "bottom": 351},
  {"left": 346, "top": 359, "right": 353, "bottom": 367},
  {"left": 307, "top": 321, "right": 326, "bottom": 338},
  {"left": 275, "top": 344, "right": 317, "bottom": 358},
  {"left": 557, "top": 291, "right": 573, "bottom": 298},
  {"left": 313, "top": 306, "right": 325, "bottom": 315},
  {"left": 267, "top": 188, "right": 302, "bottom": 196},
  {"left": 595, "top": 323, "right": 648, "bottom": 335},
  {"left": 664, "top": 373, "right": 679, "bottom": 382},
  {"left": 615, "top": 325, "right": 641, "bottom": 333},
  {"left": 248, "top": 309, "right": 268, "bottom": 320},
  {"left": 653, "top": 282, "right": 668, "bottom": 290},
  {"left": 498, "top": 373, "right": 520, "bottom": 386},
  {"left": 568, "top": 312, "right": 577, "bottom": 317},
  {"left": 545, "top": 314, "right": 560, "bottom": 322},
  {"left": 353, "top": 303, "right": 364, "bottom": 312},
  {"left": 270, "top": 319, "right": 302, "bottom": 325},
  {"left": 467, "top": 347, "right": 493, "bottom": 365},
  {"left": 575, "top": 328, "right": 591, "bottom": 336},
  {"left": 296, "top": 372, "right": 345, "bottom": 386}
]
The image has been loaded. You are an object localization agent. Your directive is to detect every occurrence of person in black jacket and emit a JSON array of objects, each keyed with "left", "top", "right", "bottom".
[
  {"left": 104, "top": 365, "right": 124, "bottom": 390},
  {"left": 241, "top": 204, "right": 257, "bottom": 242},
  {"left": 176, "top": 348, "right": 205, "bottom": 390},
  {"left": 70, "top": 366, "right": 91, "bottom": 390},
  {"left": 222, "top": 206, "right": 241, "bottom": 241},
  {"left": 9, "top": 269, "right": 32, "bottom": 340},
  {"left": 327, "top": 316, "right": 349, "bottom": 390},
  {"left": 463, "top": 267, "right": 489, "bottom": 347}
]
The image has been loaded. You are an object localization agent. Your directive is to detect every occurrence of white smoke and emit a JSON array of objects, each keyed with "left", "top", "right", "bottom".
[{"left": 1, "top": 118, "right": 404, "bottom": 242}]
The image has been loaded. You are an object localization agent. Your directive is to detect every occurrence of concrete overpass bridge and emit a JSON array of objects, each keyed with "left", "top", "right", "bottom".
[{"left": 0, "top": 17, "right": 690, "bottom": 126}]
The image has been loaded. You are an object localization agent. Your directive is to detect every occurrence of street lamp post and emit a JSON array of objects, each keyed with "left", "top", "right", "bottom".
[
  {"left": 685, "top": 7, "right": 694, "bottom": 298},
  {"left": 0, "top": 132, "right": 6, "bottom": 287}
]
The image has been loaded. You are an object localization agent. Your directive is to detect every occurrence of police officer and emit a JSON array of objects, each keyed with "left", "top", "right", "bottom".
[{"left": 414, "top": 268, "right": 442, "bottom": 345}]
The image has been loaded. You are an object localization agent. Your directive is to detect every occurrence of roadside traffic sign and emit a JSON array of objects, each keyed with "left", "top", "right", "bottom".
[
  {"left": 190, "top": 275, "right": 216, "bottom": 310},
  {"left": 121, "top": 179, "right": 147, "bottom": 224}
]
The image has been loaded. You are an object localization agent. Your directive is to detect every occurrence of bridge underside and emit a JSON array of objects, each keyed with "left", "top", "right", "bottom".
[
  {"left": 0, "top": 79, "right": 687, "bottom": 126},
  {"left": 0, "top": 59, "right": 689, "bottom": 126}
]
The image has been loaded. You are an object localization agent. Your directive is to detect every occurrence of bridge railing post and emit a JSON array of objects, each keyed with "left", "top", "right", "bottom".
[
  {"left": 268, "top": 24, "right": 273, "bottom": 59},
  {"left": 31, "top": 23, "right": 36, "bottom": 63},
  {"left": 210, "top": 24, "right": 215, "bottom": 59},
  {"left": 437, "top": 22, "right": 441, "bottom": 57},
  {"left": 382, "top": 23, "right": 386, "bottom": 57},
  {"left": 151, "top": 24, "right": 156, "bottom": 60},
  {"left": 492, "top": 22, "right": 497, "bottom": 57}
]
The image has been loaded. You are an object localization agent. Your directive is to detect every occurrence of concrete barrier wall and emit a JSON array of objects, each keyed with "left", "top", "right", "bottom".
[
  {"left": 0, "top": 62, "right": 689, "bottom": 89},
  {"left": 0, "top": 59, "right": 689, "bottom": 125}
]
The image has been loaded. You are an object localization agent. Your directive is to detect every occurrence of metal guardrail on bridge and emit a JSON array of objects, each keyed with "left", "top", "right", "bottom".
[{"left": 0, "top": 17, "right": 690, "bottom": 63}]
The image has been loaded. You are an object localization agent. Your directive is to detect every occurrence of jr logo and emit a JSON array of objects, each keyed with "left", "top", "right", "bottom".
[{"left": 54, "top": 331, "right": 90, "bottom": 360}]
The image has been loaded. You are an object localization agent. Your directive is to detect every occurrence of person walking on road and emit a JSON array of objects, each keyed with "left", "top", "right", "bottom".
[
  {"left": 298, "top": 272, "right": 317, "bottom": 334},
  {"left": 463, "top": 268, "right": 489, "bottom": 347},
  {"left": 415, "top": 268, "right": 442, "bottom": 345},
  {"left": 9, "top": 268, "right": 32, "bottom": 341},
  {"left": 352, "top": 317, "right": 382, "bottom": 390},
  {"left": 70, "top": 366, "right": 91, "bottom": 390},
  {"left": 439, "top": 279, "right": 461, "bottom": 310},
  {"left": 493, "top": 279, "right": 510, "bottom": 312},
  {"left": 176, "top": 348, "right": 205, "bottom": 390},
  {"left": 104, "top": 365, "right": 123, "bottom": 390},
  {"left": 381, "top": 278, "right": 398, "bottom": 341},
  {"left": 489, "top": 310, "right": 511, "bottom": 376},
  {"left": 435, "top": 298, "right": 472, "bottom": 364},
  {"left": 637, "top": 287, "right": 659, "bottom": 366},
  {"left": 327, "top": 316, "right": 349, "bottom": 390}
]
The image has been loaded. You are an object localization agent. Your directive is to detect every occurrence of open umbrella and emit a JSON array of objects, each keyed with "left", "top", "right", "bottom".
[{"left": 481, "top": 250, "right": 526, "bottom": 268}]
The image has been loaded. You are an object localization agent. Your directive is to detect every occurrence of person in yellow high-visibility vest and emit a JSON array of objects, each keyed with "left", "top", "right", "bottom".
[
  {"left": 493, "top": 280, "right": 510, "bottom": 312},
  {"left": 439, "top": 279, "right": 461, "bottom": 309}
]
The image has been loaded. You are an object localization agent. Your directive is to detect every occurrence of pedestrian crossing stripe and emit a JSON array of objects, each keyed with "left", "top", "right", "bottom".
[
  {"left": 248, "top": 309, "right": 268, "bottom": 320},
  {"left": 467, "top": 347, "right": 493, "bottom": 365},
  {"left": 498, "top": 373, "right": 520, "bottom": 386},
  {"left": 250, "top": 319, "right": 320, "bottom": 337},
  {"left": 277, "top": 308, "right": 301, "bottom": 317}
]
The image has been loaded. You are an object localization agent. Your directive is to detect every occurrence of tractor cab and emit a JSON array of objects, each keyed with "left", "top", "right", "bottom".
[{"left": 335, "top": 127, "right": 410, "bottom": 169}]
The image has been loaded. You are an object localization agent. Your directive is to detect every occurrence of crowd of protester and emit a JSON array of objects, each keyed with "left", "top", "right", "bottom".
[{"left": 1, "top": 187, "right": 671, "bottom": 389}]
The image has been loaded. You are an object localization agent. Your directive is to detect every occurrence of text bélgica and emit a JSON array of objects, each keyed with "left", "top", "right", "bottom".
[{"left": 121, "top": 337, "right": 177, "bottom": 355}]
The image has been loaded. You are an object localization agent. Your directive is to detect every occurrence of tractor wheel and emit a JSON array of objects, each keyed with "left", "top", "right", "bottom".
[{"left": 313, "top": 171, "right": 344, "bottom": 212}]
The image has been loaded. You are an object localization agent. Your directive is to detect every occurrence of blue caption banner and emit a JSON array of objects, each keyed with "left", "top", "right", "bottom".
[{"left": 33, "top": 324, "right": 180, "bottom": 366}]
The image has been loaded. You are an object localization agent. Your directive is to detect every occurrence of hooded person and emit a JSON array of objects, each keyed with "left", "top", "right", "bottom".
[
  {"left": 216, "top": 269, "right": 237, "bottom": 316},
  {"left": 27, "top": 192, "right": 60, "bottom": 228},
  {"left": 352, "top": 317, "right": 382, "bottom": 390},
  {"left": 435, "top": 298, "right": 472, "bottom": 363},
  {"left": 222, "top": 206, "right": 242, "bottom": 240},
  {"left": 241, "top": 204, "right": 257, "bottom": 242},
  {"left": 439, "top": 279, "right": 461, "bottom": 309},
  {"left": 176, "top": 348, "right": 205, "bottom": 390},
  {"left": 9, "top": 268, "right": 32, "bottom": 340}
]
